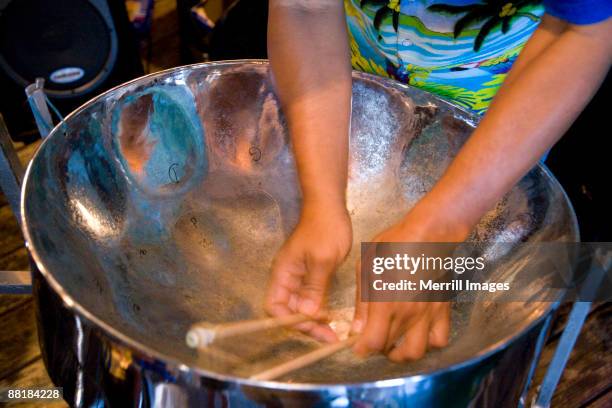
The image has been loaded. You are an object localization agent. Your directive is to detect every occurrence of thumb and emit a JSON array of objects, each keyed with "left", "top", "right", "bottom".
[
  {"left": 265, "top": 250, "right": 303, "bottom": 317},
  {"left": 296, "top": 257, "right": 339, "bottom": 343},
  {"left": 298, "top": 258, "right": 335, "bottom": 317},
  {"left": 351, "top": 260, "right": 368, "bottom": 333}
]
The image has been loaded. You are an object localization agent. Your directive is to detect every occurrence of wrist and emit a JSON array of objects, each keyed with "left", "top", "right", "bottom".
[
  {"left": 300, "top": 194, "right": 349, "bottom": 228},
  {"left": 301, "top": 189, "right": 347, "bottom": 214},
  {"left": 399, "top": 199, "right": 474, "bottom": 242}
]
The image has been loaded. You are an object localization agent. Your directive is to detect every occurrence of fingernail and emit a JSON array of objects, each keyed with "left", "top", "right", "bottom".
[{"left": 299, "top": 299, "right": 318, "bottom": 316}]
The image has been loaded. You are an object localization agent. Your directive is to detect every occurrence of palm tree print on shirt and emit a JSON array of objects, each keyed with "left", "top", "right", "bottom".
[
  {"left": 361, "top": 0, "right": 401, "bottom": 32},
  {"left": 428, "top": 0, "right": 541, "bottom": 51}
]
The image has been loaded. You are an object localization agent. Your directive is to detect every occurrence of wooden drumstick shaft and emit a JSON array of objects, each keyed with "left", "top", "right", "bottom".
[
  {"left": 250, "top": 336, "right": 358, "bottom": 381},
  {"left": 186, "top": 313, "right": 313, "bottom": 348}
]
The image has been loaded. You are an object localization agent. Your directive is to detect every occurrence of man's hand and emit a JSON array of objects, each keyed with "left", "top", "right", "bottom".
[
  {"left": 265, "top": 203, "right": 352, "bottom": 343},
  {"left": 352, "top": 204, "right": 469, "bottom": 361}
]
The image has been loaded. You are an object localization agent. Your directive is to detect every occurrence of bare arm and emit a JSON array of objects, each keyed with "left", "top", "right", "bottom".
[
  {"left": 353, "top": 16, "right": 612, "bottom": 360},
  {"left": 265, "top": 0, "right": 353, "bottom": 342},
  {"left": 407, "top": 16, "right": 612, "bottom": 240},
  {"left": 268, "top": 0, "right": 352, "bottom": 206}
]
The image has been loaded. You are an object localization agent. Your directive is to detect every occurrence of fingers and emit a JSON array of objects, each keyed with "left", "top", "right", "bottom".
[
  {"left": 265, "top": 250, "right": 304, "bottom": 317},
  {"left": 297, "top": 254, "right": 338, "bottom": 343},
  {"left": 386, "top": 316, "right": 408, "bottom": 353},
  {"left": 352, "top": 302, "right": 451, "bottom": 362},
  {"left": 351, "top": 261, "right": 368, "bottom": 334},
  {"left": 296, "top": 320, "right": 339, "bottom": 343},
  {"left": 298, "top": 256, "right": 334, "bottom": 317},
  {"left": 387, "top": 317, "right": 429, "bottom": 362},
  {"left": 428, "top": 303, "right": 450, "bottom": 349},
  {"left": 353, "top": 303, "right": 392, "bottom": 356},
  {"left": 352, "top": 300, "right": 368, "bottom": 334},
  {"left": 266, "top": 244, "right": 340, "bottom": 343}
]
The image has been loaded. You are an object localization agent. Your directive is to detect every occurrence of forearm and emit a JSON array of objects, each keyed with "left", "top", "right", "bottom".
[
  {"left": 411, "top": 18, "right": 612, "bottom": 238},
  {"left": 502, "top": 15, "right": 567, "bottom": 87},
  {"left": 268, "top": 1, "right": 352, "bottom": 208}
]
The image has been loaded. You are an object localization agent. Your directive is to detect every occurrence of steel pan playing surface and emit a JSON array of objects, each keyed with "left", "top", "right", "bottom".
[{"left": 21, "top": 61, "right": 577, "bottom": 385}]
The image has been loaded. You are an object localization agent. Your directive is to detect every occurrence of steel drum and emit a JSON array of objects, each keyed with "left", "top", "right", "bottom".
[{"left": 21, "top": 61, "right": 578, "bottom": 407}]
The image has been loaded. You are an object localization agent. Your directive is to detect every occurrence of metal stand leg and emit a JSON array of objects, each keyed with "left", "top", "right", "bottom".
[
  {"left": 533, "top": 247, "right": 610, "bottom": 407},
  {"left": 0, "top": 114, "right": 32, "bottom": 294},
  {"left": 0, "top": 114, "right": 24, "bottom": 221},
  {"left": 518, "top": 312, "right": 555, "bottom": 408},
  {"left": 25, "top": 78, "right": 54, "bottom": 138},
  {"left": 532, "top": 301, "right": 591, "bottom": 408}
]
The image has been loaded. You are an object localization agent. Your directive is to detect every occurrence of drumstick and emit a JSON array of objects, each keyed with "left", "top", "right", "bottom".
[
  {"left": 186, "top": 313, "right": 316, "bottom": 348},
  {"left": 250, "top": 336, "right": 358, "bottom": 381}
]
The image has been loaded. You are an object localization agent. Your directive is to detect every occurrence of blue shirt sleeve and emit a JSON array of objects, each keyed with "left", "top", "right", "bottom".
[{"left": 543, "top": 0, "right": 612, "bottom": 24}]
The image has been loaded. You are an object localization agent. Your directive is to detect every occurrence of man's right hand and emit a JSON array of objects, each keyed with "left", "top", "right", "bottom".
[{"left": 265, "top": 202, "right": 352, "bottom": 343}]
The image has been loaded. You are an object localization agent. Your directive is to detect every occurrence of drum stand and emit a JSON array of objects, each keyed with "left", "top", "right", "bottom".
[
  {"left": 0, "top": 114, "right": 29, "bottom": 293},
  {"left": 0, "top": 79, "right": 54, "bottom": 293},
  {"left": 0, "top": 83, "right": 601, "bottom": 408}
]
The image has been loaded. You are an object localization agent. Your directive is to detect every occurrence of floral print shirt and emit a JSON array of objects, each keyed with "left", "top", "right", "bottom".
[{"left": 345, "top": 0, "right": 545, "bottom": 114}]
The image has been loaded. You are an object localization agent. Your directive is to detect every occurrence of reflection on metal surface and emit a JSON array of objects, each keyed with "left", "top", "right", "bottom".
[
  {"left": 154, "top": 383, "right": 188, "bottom": 408},
  {"left": 21, "top": 61, "right": 578, "bottom": 406},
  {"left": 70, "top": 198, "right": 116, "bottom": 238},
  {"left": 74, "top": 315, "right": 84, "bottom": 407}
]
